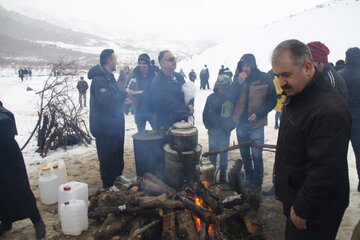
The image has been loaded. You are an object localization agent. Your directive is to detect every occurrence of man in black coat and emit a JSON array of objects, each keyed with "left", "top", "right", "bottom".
[
  {"left": 151, "top": 50, "right": 194, "bottom": 131},
  {"left": 272, "top": 39, "right": 351, "bottom": 240},
  {"left": 338, "top": 47, "right": 360, "bottom": 192},
  {"left": 0, "top": 102, "right": 46, "bottom": 239},
  {"left": 88, "top": 49, "right": 129, "bottom": 191}
]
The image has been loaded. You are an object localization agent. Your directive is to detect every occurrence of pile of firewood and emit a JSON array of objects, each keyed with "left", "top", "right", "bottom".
[
  {"left": 21, "top": 60, "right": 92, "bottom": 157},
  {"left": 89, "top": 171, "right": 263, "bottom": 240}
]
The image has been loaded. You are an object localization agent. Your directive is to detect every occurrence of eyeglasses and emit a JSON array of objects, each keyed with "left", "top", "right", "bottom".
[{"left": 164, "top": 57, "right": 176, "bottom": 63}]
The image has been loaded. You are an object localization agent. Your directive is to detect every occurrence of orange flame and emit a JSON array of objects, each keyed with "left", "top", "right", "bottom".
[{"left": 192, "top": 195, "right": 214, "bottom": 238}]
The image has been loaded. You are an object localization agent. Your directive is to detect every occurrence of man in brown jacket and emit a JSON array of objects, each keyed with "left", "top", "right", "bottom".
[{"left": 231, "top": 54, "right": 276, "bottom": 192}]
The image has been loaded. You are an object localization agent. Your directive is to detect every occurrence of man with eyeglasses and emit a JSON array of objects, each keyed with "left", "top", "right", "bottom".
[
  {"left": 151, "top": 50, "right": 194, "bottom": 131},
  {"left": 272, "top": 39, "right": 351, "bottom": 240}
]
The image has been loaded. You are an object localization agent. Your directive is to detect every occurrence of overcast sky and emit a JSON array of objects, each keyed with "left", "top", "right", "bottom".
[{"left": 1, "top": 0, "right": 327, "bottom": 40}]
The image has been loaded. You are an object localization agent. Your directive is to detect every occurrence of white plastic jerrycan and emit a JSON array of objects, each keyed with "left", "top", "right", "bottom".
[
  {"left": 38, "top": 166, "right": 59, "bottom": 205},
  {"left": 58, "top": 181, "right": 89, "bottom": 212},
  {"left": 47, "top": 160, "right": 68, "bottom": 185},
  {"left": 59, "top": 199, "right": 88, "bottom": 236}
]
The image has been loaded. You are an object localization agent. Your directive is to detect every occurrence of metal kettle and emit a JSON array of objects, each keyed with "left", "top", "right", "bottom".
[{"left": 196, "top": 156, "right": 215, "bottom": 183}]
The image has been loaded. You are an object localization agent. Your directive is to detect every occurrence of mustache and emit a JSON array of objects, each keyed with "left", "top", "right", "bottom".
[{"left": 281, "top": 84, "right": 292, "bottom": 90}]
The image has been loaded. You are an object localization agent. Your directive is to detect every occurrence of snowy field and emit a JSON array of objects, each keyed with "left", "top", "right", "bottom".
[{"left": 0, "top": 67, "right": 359, "bottom": 239}]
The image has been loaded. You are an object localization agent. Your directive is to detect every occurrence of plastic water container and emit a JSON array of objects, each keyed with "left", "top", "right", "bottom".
[
  {"left": 47, "top": 160, "right": 68, "bottom": 185},
  {"left": 38, "top": 166, "right": 59, "bottom": 205},
  {"left": 58, "top": 181, "right": 89, "bottom": 212},
  {"left": 59, "top": 199, "right": 88, "bottom": 236}
]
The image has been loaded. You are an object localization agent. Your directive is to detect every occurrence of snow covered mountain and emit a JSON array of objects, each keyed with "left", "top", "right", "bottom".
[{"left": 178, "top": 0, "right": 360, "bottom": 86}]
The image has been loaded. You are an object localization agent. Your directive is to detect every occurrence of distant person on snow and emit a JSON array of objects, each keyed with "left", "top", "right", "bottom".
[
  {"left": 307, "top": 41, "right": 348, "bottom": 100},
  {"left": 76, "top": 76, "right": 89, "bottom": 108},
  {"left": 200, "top": 64, "right": 210, "bottom": 90},
  {"left": 224, "top": 67, "right": 233, "bottom": 81},
  {"left": 189, "top": 69, "right": 197, "bottom": 82},
  {"left": 0, "top": 101, "right": 46, "bottom": 239},
  {"left": 18, "top": 69, "right": 24, "bottom": 82},
  {"left": 150, "top": 59, "right": 160, "bottom": 73},
  {"left": 334, "top": 59, "right": 345, "bottom": 71}
]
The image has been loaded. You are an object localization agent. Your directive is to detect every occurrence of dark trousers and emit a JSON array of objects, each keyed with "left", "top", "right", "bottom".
[
  {"left": 285, "top": 213, "right": 344, "bottom": 240},
  {"left": 351, "top": 117, "right": 360, "bottom": 180},
  {"left": 236, "top": 125, "right": 264, "bottom": 188},
  {"left": 208, "top": 129, "right": 231, "bottom": 173},
  {"left": 95, "top": 134, "right": 124, "bottom": 188},
  {"left": 135, "top": 112, "right": 156, "bottom": 132}
]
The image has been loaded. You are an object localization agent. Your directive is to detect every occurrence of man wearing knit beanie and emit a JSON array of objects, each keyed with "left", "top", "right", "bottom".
[
  {"left": 126, "top": 53, "right": 156, "bottom": 132},
  {"left": 307, "top": 41, "right": 348, "bottom": 99}
]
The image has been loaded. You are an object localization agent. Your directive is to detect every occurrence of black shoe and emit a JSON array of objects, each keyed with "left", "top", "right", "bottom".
[
  {"left": 0, "top": 222, "right": 12, "bottom": 236},
  {"left": 34, "top": 220, "right": 46, "bottom": 240},
  {"left": 263, "top": 186, "right": 275, "bottom": 196}
]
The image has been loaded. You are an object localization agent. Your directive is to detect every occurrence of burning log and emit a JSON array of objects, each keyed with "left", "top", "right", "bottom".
[
  {"left": 179, "top": 196, "right": 217, "bottom": 224},
  {"left": 195, "top": 182, "right": 222, "bottom": 213},
  {"left": 162, "top": 211, "right": 176, "bottom": 240},
  {"left": 138, "top": 194, "right": 184, "bottom": 209},
  {"left": 241, "top": 209, "right": 263, "bottom": 235},
  {"left": 176, "top": 211, "right": 199, "bottom": 240}
]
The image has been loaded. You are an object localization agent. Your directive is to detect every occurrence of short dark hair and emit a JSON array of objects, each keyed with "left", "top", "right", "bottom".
[
  {"left": 158, "top": 50, "right": 171, "bottom": 63},
  {"left": 345, "top": 47, "right": 360, "bottom": 65},
  {"left": 272, "top": 39, "right": 313, "bottom": 67},
  {"left": 100, "top": 49, "right": 114, "bottom": 66}
]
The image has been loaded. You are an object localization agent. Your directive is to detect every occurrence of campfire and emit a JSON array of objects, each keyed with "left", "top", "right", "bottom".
[{"left": 88, "top": 165, "right": 263, "bottom": 240}]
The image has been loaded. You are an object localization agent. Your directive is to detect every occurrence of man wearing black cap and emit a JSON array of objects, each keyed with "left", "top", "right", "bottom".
[
  {"left": 307, "top": 41, "right": 348, "bottom": 100},
  {"left": 126, "top": 53, "right": 156, "bottom": 132},
  {"left": 231, "top": 53, "right": 277, "bottom": 192}
]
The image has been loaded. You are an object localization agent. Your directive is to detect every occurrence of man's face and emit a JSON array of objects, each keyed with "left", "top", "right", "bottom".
[
  {"left": 108, "top": 53, "right": 117, "bottom": 72},
  {"left": 241, "top": 63, "right": 251, "bottom": 75},
  {"left": 138, "top": 60, "right": 148, "bottom": 75},
  {"left": 272, "top": 50, "right": 314, "bottom": 96},
  {"left": 160, "top": 52, "right": 177, "bottom": 74}
]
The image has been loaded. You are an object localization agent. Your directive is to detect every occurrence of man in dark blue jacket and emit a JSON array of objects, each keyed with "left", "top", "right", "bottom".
[
  {"left": 151, "top": 50, "right": 193, "bottom": 131},
  {"left": 88, "top": 49, "right": 129, "bottom": 191},
  {"left": 339, "top": 47, "right": 360, "bottom": 192}
]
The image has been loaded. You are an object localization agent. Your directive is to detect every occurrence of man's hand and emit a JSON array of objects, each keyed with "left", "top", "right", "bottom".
[
  {"left": 290, "top": 207, "right": 307, "bottom": 230},
  {"left": 126, "top": 89, "right": 134, "bottom": 96},
  {"left": 248, "top": 113, "right": 257, "bottom": 121},
  {"left": 238, "top": 72, "right": 248, "bottom": 84},
  {"left": 188, "top": 105, "right": 194, "bottom": 115}
]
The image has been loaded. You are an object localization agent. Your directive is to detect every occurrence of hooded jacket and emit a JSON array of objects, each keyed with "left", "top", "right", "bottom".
[
  {"left": 88, "top": 65, "right": 127, "bottom": 137},
  {"left": 339, "top": 63, "right": 360, "bottom": 117},
  {"left": 231, "top": 68, "right": 277, "bottom": 129},
  {"left": 275, "top": 71, "right": 351, "bottom": 219}
]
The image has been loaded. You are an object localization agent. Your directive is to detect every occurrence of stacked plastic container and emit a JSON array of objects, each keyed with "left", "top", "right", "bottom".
[
  {"left": 58, "top": 181, "right": 89, "bottom": 235},
  {"left": 38, "top": 166, "right": 59, "bottom": 205},
  {"left": 59, "top": 199, "right": 88, "bottom": 236}
]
